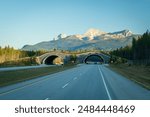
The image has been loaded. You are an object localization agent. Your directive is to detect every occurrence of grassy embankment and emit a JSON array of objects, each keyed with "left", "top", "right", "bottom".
[
  {"left": 0, "top": 64, "right": 75, "bottom": 87},
  {"left": 109, "top": 64, "right": 150, "bottom": 90}
]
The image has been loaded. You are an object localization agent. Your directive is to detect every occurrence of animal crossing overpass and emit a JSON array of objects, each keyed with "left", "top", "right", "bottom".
[{"left": 35, "top": 51, "right": 110, "bottom": 65}]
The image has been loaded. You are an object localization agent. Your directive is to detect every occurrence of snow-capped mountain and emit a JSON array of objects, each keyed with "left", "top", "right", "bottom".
[
  {"left": 22, "top": 28, "right": 140, "bottom": 51},
  {"left": 83, "top": 28, "right": 106, "bottom": 40}
]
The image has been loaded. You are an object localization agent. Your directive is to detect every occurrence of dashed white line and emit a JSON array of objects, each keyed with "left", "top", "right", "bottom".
[
  {"left": 73, "top": 77, "right": 77, "bottom": 80},
  {"left": 98, "top": 66, "right": 112, "bottom": 100},
  {"left": 62, "top": 83, "right": 69, "bottom": 88},
  {"left": 45, "top": 98, "right": 49, "bottom": 100}
]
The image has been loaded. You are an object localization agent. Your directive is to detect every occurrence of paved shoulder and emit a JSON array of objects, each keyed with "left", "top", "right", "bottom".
[{"left": 101, "top": 65, "right": 150, "bottom": 99}]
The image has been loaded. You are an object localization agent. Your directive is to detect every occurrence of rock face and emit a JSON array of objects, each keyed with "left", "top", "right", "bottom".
[{"left": 22, "top": 28, "right": 140, "bottom": 51}]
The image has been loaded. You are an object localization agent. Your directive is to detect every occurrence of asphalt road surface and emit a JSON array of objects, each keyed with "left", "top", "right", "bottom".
[{"left": 0, "top": 64, "right": 150, "bottom": 100}]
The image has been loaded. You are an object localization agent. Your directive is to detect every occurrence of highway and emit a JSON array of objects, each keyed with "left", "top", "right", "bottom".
[{"left": 0, "top": 64, "right": 150, "bottom": 100}]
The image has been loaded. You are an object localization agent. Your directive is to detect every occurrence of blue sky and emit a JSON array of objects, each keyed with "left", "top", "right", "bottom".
[{"left": 0, "top": 0, "right": 150, "bottom": 49}]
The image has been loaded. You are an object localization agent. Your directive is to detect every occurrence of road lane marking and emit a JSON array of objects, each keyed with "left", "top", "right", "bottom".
[
  {"left": 0, "top": 76, "right": 58, "bottom": 96},
  {"left": 0, "top": 65, "right": 82, "bottom": 96},
  {"left": 0, "top": 65, "right": 84, "bottom": 96},
  {"left": 73, "top": 77, "right": 77, "bottom": 80},
  {"left": 45, "top": 98, "right": 49, "bottom": 100},
  {"left": 62, "top": 83, "right": 69, "bottom": 88},
  {"left": 0, "top": 81, "right": 45, "bottom": 96},
  {"left": 98, "top": 66, "right": 112, "bottom": 100}
]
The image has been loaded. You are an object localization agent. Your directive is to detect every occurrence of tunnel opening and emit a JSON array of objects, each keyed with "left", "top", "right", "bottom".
[
  {"left": 84, "top": 54, "right": 104, "bottom": 64},
  {"left": 44, "top": 55, "right": 64, "bottom": 65}
]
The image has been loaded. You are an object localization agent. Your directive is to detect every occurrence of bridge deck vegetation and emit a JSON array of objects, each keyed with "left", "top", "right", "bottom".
[
  {"left": 0, "top": 63, "right": 75, "bottom": 87},
  {"left": 109, "top": 64, "right": 150, "bottom": 90}
]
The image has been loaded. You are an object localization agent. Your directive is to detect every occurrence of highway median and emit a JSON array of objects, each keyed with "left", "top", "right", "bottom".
[{"left": 0, "top": 64, "right": 76, "bottom": 87}]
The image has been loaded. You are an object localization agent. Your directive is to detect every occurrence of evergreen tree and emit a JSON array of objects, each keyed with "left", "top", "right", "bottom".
[{"left": 110, "top": 30, "right": 150, "bottom": 65}]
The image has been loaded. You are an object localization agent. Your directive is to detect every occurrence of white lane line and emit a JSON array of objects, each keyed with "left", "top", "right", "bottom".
[
  {"left": 0, "top": 75, "right": 59, "bottom": 96},
  {"left": 0, "top": 66, "right": 82, "bottom": 96},
  {"left": 98, "top": 66, "right": 112, "bottom": 100},
  {"left": 62, "top": 83, "right": 69, "bottom": 88},
  {"left": 45, "top": 98, "right": 49, "bottom": 100},
  {"left": 73, "top": 77, "right": 77, "bottom": 80}
]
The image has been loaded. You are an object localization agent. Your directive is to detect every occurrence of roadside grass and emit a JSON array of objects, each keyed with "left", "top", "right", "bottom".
[
  {"left": 109, "top": 64, "right": 150, "bottom": 90},
  {"left": 0, "top": 64, "right": 75, "bottom": 87}
]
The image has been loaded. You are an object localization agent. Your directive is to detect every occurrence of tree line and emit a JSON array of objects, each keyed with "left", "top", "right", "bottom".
[
  {"left": 110, "top": 31, "right": 150, "bottom": 65},
  {"left": 0, "top": 46, "right": 47, "bottom": 63}
]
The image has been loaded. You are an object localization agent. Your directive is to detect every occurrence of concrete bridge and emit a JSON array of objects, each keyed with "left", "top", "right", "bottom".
[{"left": 36, "top": 51, "right": 110, "bottom": 65}]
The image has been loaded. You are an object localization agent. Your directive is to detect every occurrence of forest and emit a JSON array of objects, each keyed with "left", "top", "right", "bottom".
[
  {"left": 110, "top": 31, "right": 150, "bottom": 65},
  {"left": 0, "top": 47, "right": 47, "bottom": 66}
]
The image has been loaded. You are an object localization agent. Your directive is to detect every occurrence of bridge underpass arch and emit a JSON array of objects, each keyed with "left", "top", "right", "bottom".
[
  {"left": 84, "top": 54, "right": 104, "bottom": 64},
  {"left": 43, "top": 55, "right": 64, "bottom": 65}
]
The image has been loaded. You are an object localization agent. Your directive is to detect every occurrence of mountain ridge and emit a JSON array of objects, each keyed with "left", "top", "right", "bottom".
[{"left": 22, "top": 28, "right": 140, "bottom": 51}]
